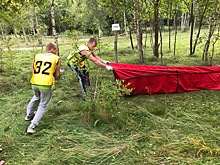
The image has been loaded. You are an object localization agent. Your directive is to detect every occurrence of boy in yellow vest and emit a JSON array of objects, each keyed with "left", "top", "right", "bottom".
[
  {"left": 25, "top": 42, "right": 61, "bottom": 134},
  {"left": 67, "top": 38, "right": 113, "bottom": 100}
]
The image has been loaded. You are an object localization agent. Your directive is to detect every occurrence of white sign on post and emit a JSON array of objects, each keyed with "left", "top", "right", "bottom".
[{"left": 112, "top": 24, "right": 120, "bottom": 31}]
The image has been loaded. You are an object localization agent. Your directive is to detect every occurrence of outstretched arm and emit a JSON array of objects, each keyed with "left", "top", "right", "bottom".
[
  {"left": 81, "top": 50, "right": 113, "bottom": 70},
  {"left": 91, "top": 52, "right": 105, "bottom": 63},
  {"left": 88, "top": 54, "right": 106, "bottom": 68}
]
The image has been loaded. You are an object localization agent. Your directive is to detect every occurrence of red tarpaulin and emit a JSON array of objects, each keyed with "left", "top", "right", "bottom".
[{"left": 110, "top": 63, "right": 220, "bottom": 95}]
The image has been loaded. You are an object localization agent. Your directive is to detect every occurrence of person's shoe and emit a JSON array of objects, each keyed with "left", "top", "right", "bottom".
[
  {"left": 25, "top": 115, "right": 34, "bottom": 121},
  {"left": 0, "top": 159, "right": 5, "bottom": 165},
  {"left": 27, "top": 126, "right": 36, "bottom": 134},
  {"left": 25, "top": 112, "right": 36, "bottom": 121}
]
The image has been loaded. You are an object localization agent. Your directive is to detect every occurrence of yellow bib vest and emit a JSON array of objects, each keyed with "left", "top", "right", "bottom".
[
  {"left": 30, "top": 53, "right": 60, "bottom": 86},
  {"left": 67, "top": 45, "right": 92, "bottom": 68}
]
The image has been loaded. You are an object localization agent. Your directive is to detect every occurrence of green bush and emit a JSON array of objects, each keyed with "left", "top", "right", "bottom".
[{"left": 82, "top": 79, "right": 133, "bottom": 127}]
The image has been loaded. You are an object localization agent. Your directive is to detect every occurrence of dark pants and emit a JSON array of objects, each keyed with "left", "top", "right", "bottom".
[
  {"left": 77, "top": 65, "right": 90, "bottom": 92},
  {"left": 68, "top": 64, "right": 90, "bottom": 96}
]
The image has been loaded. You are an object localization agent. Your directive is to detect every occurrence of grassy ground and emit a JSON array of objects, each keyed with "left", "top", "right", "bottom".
[{"left": 1, "top": 31, "right": 220, "bottom": 164}]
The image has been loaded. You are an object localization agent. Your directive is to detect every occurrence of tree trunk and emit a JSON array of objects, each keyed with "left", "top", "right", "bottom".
[
  {"left": 123, "top": 12, "right": 128, "bottom": 35},
  {"left": 210, "top": 27, "right": 219, "bottom": 65},
  {"left": 113, "top": 31, "right": 118, "bottom": 62},
  {"left": 202, "top": 0, "right": 218, "bottom": 61},
  {"left": 123, "top": 0, "right": 129, "bottom": 36},
  {"left": 192, "top": 0, "right": 208, "bottom": 54},
  {"left": 136, "top": 22, "right": 144, "bottom": 63},
  {"left": 173, "top": 8, "right": 178, "bottom": 57},
  {"left": 0, "top": 26, "right": 5, "bottom": 41},
  {"left": 168, "top": 18, "right": 171, "bottom": 50},
  {"left": 144, "top": 25, "right": 147, "bottom": 48},
  {"left": 202, "top": 25, "right": 216, "bottom": 61},
  {"left": 181, "top": 13, "right": 188, "bottom": 31},
  {"left": 184, "top": 12, "right": 188, "bottom": 27},
  {"left": 50, "top": 0, "right": 59, "bottom": 56},
  {"left": 168, "top": 0, "right": 172, "bottom": 50},
  {"left": 149, "top": 23, "right": 154, "bottom": 55},
  {"left": 159, "top": 25, "right": 163, "bottom": 63},
  {"left": 34, "top": 6, "right": 39, "bottom": 35},
  {"left": 13, "top": 27, "right": 18, "bottom": 38},
  {"left": 129, "top": 29, "right": 134, "bottom": 49},
  {"left": 98, "top": 23, "right": 102, "bottom": 38},
  {"left": 154, "top": 0, "right": 160, "bottom": 58},
  {"left": 189, "top": 0, "right": 194, "bottom": 55},
  {"left": 110, "top": 0, "right": 118, "bottom": 63},
  {"left": 32, "top": 21, "right": 36, "bottom": 36},
  {"left": 135, "top": 0, "right": 144, "bottom": 63},
  {"left": 22, "top": 25, "right": 28, "bottom": 45}
]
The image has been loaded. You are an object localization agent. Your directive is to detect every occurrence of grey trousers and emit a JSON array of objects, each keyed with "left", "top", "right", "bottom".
[{"left": 26, "top": 87, "right": 53, "bottom": 127}]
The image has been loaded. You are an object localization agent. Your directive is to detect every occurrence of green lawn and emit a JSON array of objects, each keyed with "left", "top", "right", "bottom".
[{"left": 1, "top": 31, "right": 220, "bottom": 164}]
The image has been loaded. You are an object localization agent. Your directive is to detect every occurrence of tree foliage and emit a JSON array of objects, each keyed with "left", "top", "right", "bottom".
[{"left": 0, "top": 0, "right": 219, "bottom": 62}]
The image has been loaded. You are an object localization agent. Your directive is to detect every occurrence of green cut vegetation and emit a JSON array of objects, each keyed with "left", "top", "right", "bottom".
[{"left": 1, "top": 33, "right": 220, "bottom": 165}]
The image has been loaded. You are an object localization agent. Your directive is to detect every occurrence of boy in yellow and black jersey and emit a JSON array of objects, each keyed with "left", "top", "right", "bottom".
[
  {"left": 25, "top": 42, "right": 61, "bottom": 134},
  {"left": 67, "top": 38, "right": 113, "bottom": 101}
]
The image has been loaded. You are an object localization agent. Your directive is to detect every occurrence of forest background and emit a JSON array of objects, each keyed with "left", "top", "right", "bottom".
[{"left": 1, "top": 0, "right": 220, "bottom": 164}]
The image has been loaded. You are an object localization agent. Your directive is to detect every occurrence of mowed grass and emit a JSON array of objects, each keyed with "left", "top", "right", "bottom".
[{"left": 1, "top": 30, "right": 220, "bottom": 164}]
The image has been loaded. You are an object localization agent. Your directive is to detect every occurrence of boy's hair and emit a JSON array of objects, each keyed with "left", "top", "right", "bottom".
[
  {"left": 88, "top": 38, "right": 97, "bottom": 46},
  {"left": 46, "top": 42, "right": 57, "bottom": 52}
]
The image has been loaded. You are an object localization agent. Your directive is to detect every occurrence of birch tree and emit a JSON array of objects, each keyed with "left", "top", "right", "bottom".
[
  {"left": 153, "top": 0, "right": 160, "bottom": 58},
  {"left": 202, "top": 0, "right": 219, "bottom": 61},
  {"left": 50, "top": 0, "right": 59, "bottom": 56},
  {"left": 134, "top": 0, "right": 144, "bottom": 63}
]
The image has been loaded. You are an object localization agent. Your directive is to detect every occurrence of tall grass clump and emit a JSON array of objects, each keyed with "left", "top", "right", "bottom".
[{"left": 81, "top": 76, "right": 133, "bottom": 128}]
